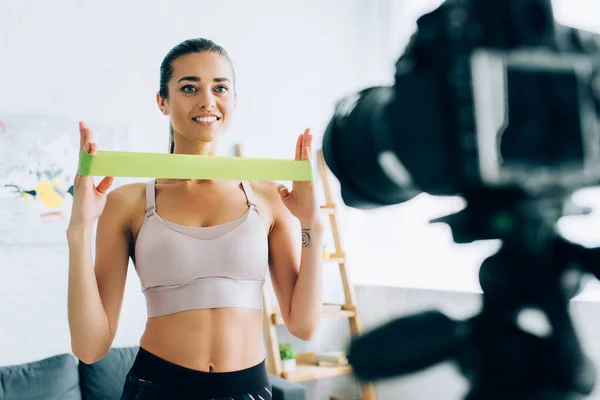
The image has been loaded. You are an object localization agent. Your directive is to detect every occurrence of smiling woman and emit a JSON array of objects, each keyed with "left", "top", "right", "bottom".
[{"left": 67, "top": 37, "right": 324, "bottom": 400}]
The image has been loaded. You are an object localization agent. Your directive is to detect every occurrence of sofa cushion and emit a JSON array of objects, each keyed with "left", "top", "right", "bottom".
[
  {"left": 269, "top": 374, "right": 306, "bottom": 400},
  {"left": 78, "top": 346, "right": 138, "bottom": 400},
  {"left": 0, "top": 353, "right": 81, "bottom": 400}
]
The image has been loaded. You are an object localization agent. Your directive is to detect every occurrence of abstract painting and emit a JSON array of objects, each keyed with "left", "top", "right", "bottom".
[{"left": 0, "top": 112, "right": 123, "bottom": 245}]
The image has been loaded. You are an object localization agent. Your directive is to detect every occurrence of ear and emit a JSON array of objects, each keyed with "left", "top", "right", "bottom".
[{"left": 156, "top": 92, "right": 169, "bottom": 115}]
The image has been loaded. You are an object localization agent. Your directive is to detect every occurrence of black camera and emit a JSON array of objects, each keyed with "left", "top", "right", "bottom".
[
  {"left": 322, "top": 0, "right": 600, "bottom": 398},
  {"left": 322, "top": 0, "right": 600, "bottom": 209}
]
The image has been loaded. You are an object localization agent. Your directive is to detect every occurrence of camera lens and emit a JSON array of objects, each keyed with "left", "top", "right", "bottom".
[{"left": 322, "top": 87, "right": 420, "bottom": 209}]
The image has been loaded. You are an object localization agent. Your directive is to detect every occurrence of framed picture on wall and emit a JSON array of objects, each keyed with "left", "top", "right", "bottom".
[{"left": 0, "top": 112, "right": 124, "bottom": 245}]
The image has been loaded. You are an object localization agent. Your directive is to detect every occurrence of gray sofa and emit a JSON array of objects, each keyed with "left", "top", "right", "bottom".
[{"left": 0, "top": 346, "right": 305, "bottom": 400}]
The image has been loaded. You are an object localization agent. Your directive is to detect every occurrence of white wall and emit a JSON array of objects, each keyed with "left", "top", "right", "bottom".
[
  {"left": 0, "top": 0, "right": 383, "bottom": 367},
  {"left": 553, "top": 0, "right": 600, "bottom": 33}
]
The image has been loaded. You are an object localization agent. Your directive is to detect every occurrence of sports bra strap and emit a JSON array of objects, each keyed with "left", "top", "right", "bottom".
[
  {"left": 146, "top": 179, "right": 256, "bottom": 217},
  {"left": 145, "top": 179, "right": 156, "bottom": 217},
  {"left": 241, "top": 180, "right": 258, "bottom": 209}
]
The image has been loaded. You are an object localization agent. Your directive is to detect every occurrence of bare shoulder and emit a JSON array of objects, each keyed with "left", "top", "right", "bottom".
[
  {"left": 249, "top": 180, "right": 298, "bottom": 229},
  {"left": 106, "top": 182, "right": 145, "bottom": 207},
  {"left": 249, "top": 181, "right": 292, "bottom": 230},
  {"left": 102, "top": 182, "right": 146, "bottom": 224},
  {"left": 249, "top": 180, "right": 282, "bottom": 203}
]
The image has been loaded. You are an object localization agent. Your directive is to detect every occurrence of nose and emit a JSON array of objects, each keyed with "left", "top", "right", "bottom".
[{"left": 196, "top": 87, "right": 216, "bottom": 109}]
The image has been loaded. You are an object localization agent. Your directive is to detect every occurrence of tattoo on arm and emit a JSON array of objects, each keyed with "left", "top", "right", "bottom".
[{"left": 302, "top": 228, "right": 312, "bottom": 248}]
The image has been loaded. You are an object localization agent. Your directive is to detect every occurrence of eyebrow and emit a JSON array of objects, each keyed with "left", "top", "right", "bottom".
[{"left": 177, "top": 76, "right": 231, "bottom": 84}]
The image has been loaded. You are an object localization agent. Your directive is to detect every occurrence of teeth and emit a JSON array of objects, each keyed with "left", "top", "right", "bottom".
[{"left": 193, "top": 116, "right": 218, "bottom": 123}]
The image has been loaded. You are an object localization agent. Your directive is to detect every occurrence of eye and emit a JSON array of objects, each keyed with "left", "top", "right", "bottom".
[
  {"left": 181, "top": 85, "right": 197, "bottom": 94},
  {"left": 214, "top": 85, "right": 229, "bottom": 93}
]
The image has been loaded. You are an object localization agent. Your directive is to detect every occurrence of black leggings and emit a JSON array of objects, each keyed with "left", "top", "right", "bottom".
[{"left": 120, "top": 347, "right": 272, "bottom": 400}]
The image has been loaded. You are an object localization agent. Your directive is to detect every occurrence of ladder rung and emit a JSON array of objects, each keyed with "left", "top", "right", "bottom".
[
  {"left": 322, "top": 308, "right": 356, "bottom": 319},
  {"left": 323, "top": 252, "right": 345, "bottom": 262},
  {"left": 270, "top": 305, "right": 357, "bottom": 325},
  {"left": 323, "top": 302, "right": 356, "bottom": 311},
  {"left": 320, "top": 204, "right": 335, "bottom": 214}
]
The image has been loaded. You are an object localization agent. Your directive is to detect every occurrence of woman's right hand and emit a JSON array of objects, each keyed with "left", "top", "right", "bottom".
[{"left": 68, "top": 121, "right": 115, "bottom": 229}]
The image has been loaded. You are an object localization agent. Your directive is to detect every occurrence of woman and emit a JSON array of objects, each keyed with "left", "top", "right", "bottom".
[{"left": 67, "top": 38, "right": 324, "bottom": 399}]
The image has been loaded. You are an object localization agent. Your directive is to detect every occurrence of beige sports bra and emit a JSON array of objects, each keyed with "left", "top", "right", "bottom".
[{"left": 134, "top": 179, "right": 269, "bottom": 318}]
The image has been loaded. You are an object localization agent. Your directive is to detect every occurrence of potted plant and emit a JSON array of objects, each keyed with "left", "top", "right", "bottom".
[{"left": 279, "top": 343, "right": 297, "bottom": 372}]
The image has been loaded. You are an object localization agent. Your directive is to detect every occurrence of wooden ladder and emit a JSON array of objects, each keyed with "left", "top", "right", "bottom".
[{"left": 236, "top": 144, "right": 376, "bottom": 400}]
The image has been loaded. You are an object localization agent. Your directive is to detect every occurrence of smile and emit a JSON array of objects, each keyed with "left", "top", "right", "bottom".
[{"left": 192, "top": 116, "right": 221, "bottom": 125}]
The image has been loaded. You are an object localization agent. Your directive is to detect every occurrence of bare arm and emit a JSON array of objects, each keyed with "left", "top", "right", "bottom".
[
  {"left": 67, "top": 186, "right": 133, "bottom": 363},
  {"left": 264, "top": 129, "right": 324, "bottom": 340},
  {"left": 266, "top": 183, "right": 324, "bottom": 341},
  {"left": 292, "top": 219, "right": 324, "bottom": 338},
  {"left": 67, "top": 121, "right": 136, "bottom": 363}
]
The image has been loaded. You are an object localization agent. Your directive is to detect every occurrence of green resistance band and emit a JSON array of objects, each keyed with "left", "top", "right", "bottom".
[{"left": 78, "top": 150, "right": 313, "bottom": 181}]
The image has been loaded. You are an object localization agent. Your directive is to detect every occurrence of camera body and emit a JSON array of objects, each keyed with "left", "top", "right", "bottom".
[
  {"left": 328, "top": 2, "right": 600, "bottom": 396},
  {"left": 322, "top": 0, "right": 600, "bottom": 209}
]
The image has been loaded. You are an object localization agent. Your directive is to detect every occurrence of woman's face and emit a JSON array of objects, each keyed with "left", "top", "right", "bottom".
[{"left": 160, "top": 52, "right": 236, "bottom": 143}]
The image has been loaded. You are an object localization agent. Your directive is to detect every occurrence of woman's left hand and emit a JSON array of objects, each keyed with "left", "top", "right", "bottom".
[{"left": 277, "top": 128, "right": 318, "bottom": 222}]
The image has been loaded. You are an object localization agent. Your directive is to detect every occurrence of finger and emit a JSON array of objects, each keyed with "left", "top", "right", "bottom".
[
  {"left": 304, "top": 146, "right": 311, "bottom": 161},
  {"left": 301, "top": 129, "right": 308, "bottom": 155},
  {"left": 81, "top": 123, "right": 90, "bottom": 152},
  {"left": 85, "top": 127, "right": 94, "bottom": 153},
  {"left": 79, "top": 121, "right": 85, "bottom": 150},
  {"left": 85, "top": 124, "right": 94, "bottom": 152},
  {"left": 294, "top": 134, "right": 302, "bottom": 161},
  {"left": 76, "top": 122, "right": 84, "bottom": 188},
  {"left": 81, "top": 125, "right": 90, "bottom": 153},
  {"left": 90, "top": 142, "right": 98, "bottom": 156},
  {"left": 277, "top": 184, "right": 289, "bottom": 200},
  {"left": 96, "top": 176, "right": 115, "bottom": 195},
  {"left": 304, "top": 130, "right": 313, "bottom": 161},
  {"left": 85, "top": 123, "right": 94, "bottom": 152}
]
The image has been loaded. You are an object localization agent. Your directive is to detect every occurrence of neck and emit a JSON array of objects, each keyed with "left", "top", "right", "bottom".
[
  {"left": 167, "top": 135, "right": 220, "bottom": 185},
  {"left": 172, "top": 137, "right": 218, "bottom": 156}
]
